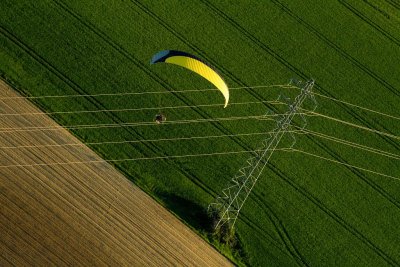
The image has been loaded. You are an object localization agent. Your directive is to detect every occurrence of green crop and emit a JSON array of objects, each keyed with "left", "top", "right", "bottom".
[{"left": 1, "top": 1, "right": 399, "bottom": 265}]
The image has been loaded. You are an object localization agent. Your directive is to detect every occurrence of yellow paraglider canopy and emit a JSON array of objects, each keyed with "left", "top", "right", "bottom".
[{"left": 150, "top": 50, "right": 229, "bottom": 108}]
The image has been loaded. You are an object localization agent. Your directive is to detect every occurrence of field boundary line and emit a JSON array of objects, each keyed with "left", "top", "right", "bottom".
[{"left": 338, "top": 0, "right": 400, "bottom": 47}]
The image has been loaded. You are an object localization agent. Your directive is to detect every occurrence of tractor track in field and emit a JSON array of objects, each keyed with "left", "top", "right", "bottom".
[
  {"left": 200, "top": 0, "right": 400, "bottom": 153},
  {"left": 267, "top": 0, "right": 400, "bottom": 151},
  {"left": 40, "top": 0, "right": 304, "bottom": 257},
  {"left": 250, "top": 144, "right": 400, "bottom": 266},
  {"left": 2, "top": 1, "right": 398, "bottom": 264},
  {"left": 130, "top": 1, "right": 313, "bottom": 261},
  {"left": 251, "top": 192, "right": 309, "bottom": 267},
  {"left": 384, "top": 0, "right": 400, "bottom": 10},
  {"left": 135, "top": 0, "right": 400, "bottom": 157},
  {"left": 338, "top": 0, "right": 400, "bottom": 47},
  {"left": 304, "top": 132, "right": 400, "bottom": 211},
  {"left": 2, "top": 2, "right": 292, "bottom": 256},
  {"left": 52, "top": 0, "right": 271, "bottom": 196},
  {"left": 267, "top": 162, "right": 399, "bottom": 266},
  {"left": 199, "top": 0, "right": 400, "bottom": 205},
  {"left": 53, "top": 0, "right": 306, "bottom": 258},
  {"left": 192, "top": 0, "right": 400, "bottom": 264},
  {"left": 127, "top": 1, "right": 400, "bottom": 263},
  {"left": 200, "top": 0, "right": 400, "bottom": 152},
  {"left": 88, "top": 2, "right": 400, "bottom": 261},
  {"left": 237, "top": 211, "right": 297, "bottom": 261},
  {"left": 2, "top": 2, "right": 291, "bottom": 254},
  {"left": 268, "top": 0, "right": 400, "bottom": 98}
]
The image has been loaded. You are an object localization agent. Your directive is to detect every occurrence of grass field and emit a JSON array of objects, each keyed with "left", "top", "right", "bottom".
[{"left": 1, "top": 1, "right": 400, "bottom": 266}]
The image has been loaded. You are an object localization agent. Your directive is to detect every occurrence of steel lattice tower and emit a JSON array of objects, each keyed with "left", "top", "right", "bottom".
[{"left": 208, "top": 79, "right": 316, "bottom": 230}]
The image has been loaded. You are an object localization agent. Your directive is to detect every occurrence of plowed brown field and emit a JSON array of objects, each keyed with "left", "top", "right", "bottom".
[{"left": 0, "top": 80, "right": 231, "bottom": 266}]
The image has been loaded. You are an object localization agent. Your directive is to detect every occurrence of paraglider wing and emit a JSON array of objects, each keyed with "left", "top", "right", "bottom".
[{"left": 151, "top": 50, "right": 229, "bottom": 108}]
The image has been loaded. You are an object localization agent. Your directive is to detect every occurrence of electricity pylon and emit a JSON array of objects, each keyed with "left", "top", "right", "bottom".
[{"left": 208, "top": 79, "right": 316, "bottom": 230}]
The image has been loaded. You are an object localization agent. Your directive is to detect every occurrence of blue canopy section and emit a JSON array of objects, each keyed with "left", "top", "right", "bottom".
[
  {"left": 150, "top": 50, "right": 170, "bottom": 64},
  {"left": 150, "top": 50, "right": 203, "bottom": 64}
]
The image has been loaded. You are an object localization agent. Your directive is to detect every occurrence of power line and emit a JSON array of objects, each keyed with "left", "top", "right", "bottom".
[
  {"left": 300, "top": 127, "right": 400, "bottom": 160},
  {"left": 1, "top": 105, "right": 397, "bottom": 144},
  {"left": 0, "top": 84, "right": 294, "bottom": 100},
  {"left": 312, "top": 92, "right": 400, "bottom": 121},
  {"left": 285, "top": 83, "right": 400, "bottom": 122},
  {"left": 1, "top": 146, "right": 397, "bottom": 182},
  {"left": 257, "top": 109, "right": 400, "bottom": 141},
  {"left": 0, "top": 100, "right": 282, "bottom": 117},
  {"left": 307, "top": 111, "right": 400, "bottom": 141},
  {"left": 0, "top": 113, "right": 300, "bottom": 133},
  {"left": 2, "top": 82, "right": 398, "bottom": 124},
  {"left": 0, "top": 148, "right": 288, "bottom": 169},
  {"left": 2, "top": 124, "right": 398, "bottom": 163},
  {"left": 289, "top": 148, "right": 400, "bottom": 182},
  {"left": 0, "top": 130, "right": 303, "bottom": 149}
]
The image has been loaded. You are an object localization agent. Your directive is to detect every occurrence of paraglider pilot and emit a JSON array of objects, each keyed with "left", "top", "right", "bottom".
[{"left": 155, "top": 113, "right": 166, "bottom": 124}]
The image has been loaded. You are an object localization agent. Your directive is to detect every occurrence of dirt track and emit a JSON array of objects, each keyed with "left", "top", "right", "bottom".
[{"left": 0, "top": 80, "right": 231, "bottom": 266}]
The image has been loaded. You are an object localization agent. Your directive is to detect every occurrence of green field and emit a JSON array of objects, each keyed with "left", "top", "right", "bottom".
[{"left": 1, "top": 1, "right": 400, "bottom": 265}]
